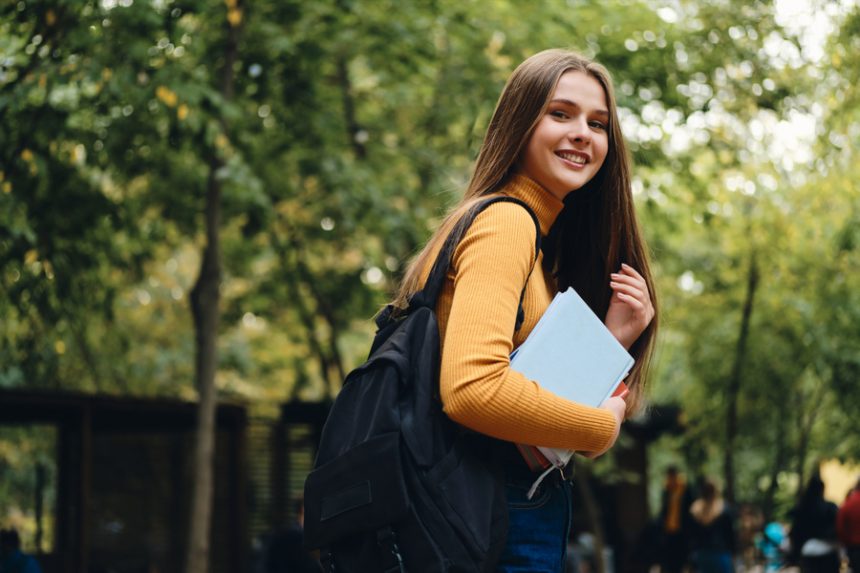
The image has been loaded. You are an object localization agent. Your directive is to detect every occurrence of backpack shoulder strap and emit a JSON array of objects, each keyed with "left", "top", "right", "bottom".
[{"left": 411, "top": 195, "right": 541, "bottom": 331}]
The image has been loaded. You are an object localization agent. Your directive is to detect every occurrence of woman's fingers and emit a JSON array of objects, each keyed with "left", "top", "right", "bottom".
[
  {"left": 610, "top": 281, "right": 647, "bottom": 302},
  {"left": 615, "top": 291, "right": 647, "bottom": 311},
  {"left": 612, "top": 264, "right": 654, "bottom": 318},
  {"left": 600, "top": 396, "right": 627, "bottom": 422},
  {"left": 610, "top": 281, "right": 651, "bottom": 315},
  {"left": 621, "top": 263, "right": 645, "bottom": 281},
  {"left": 612, "top": 266, "right": 648, "bottom": 291},
  {"left": 582, "top": 396, "right": 626, "bottom": 459},
  {"left": 606, "top": 264, "right": 655, "bottom": 348}
]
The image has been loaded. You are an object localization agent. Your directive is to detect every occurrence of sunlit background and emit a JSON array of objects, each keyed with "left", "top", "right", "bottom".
[{"left": 1, "top": 0, "right": 859, "bottom": 571}]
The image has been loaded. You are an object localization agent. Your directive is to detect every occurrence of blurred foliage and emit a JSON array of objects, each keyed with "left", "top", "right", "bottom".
[
  {"left": 1, "top": 0, "right": 859, "bottom": 519},
  {"left": 0, "top": 425, "right": 57, "bottom": 552}
]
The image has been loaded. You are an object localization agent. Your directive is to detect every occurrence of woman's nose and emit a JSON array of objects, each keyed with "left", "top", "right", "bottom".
[{"left": 567, "top": 117, "right": 591, "bottom": 142}]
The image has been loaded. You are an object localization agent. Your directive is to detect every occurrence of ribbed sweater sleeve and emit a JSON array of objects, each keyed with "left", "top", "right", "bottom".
[{"left": 437, "top": 201, "right": 617, "bottom": 452}]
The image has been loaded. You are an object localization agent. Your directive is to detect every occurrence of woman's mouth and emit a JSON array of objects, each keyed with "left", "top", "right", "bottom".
[{"left": 556, "top": 151, "right": 588, "bottom": 166}]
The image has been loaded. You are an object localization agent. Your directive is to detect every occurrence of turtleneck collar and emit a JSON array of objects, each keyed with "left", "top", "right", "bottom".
[{"left": 500, "top": 174, "right": 564, "bottom": 236}]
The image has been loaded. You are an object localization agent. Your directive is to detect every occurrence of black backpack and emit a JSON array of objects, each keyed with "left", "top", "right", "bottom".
[{"left": 303, "top": 196, "right": 541, "bottom": 572}]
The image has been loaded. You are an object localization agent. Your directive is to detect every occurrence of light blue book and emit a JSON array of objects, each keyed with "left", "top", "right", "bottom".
[{"left": 510, "top": 287, "right": 634, "bottom": 471}]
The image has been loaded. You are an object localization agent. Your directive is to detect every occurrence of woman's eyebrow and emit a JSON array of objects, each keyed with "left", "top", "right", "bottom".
[{"left": 549, "top": 98, "right": 609, "bottom": 118}]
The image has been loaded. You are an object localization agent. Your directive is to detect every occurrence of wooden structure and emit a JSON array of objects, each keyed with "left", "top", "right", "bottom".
[
  {"left": 0, "top": 388, "right": 683, "bottom": 573},
  {"left": 243, "top": 402, "right": 330, "bottom": 545},
  {"left": 0, "top": 390, "right": 248, "bottom": 573}
]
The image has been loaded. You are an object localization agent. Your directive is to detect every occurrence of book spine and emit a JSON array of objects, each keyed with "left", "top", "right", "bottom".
[{"left": 515, "top": 443, "right": 553, "bottom": 472}]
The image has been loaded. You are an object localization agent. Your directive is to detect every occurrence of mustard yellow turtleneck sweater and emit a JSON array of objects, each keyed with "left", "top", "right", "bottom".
[{"left": 431, "top": 174, "right": 617, "bottom": 453}]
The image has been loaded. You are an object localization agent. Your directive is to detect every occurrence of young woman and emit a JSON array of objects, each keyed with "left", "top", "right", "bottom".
[{"left": 393, "top": 48, "right": 658, "bottom": 571}]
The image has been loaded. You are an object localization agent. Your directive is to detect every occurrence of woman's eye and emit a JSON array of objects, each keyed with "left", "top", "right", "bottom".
[
  {"left": 550, "top": 110, "right": 569, "bottom": 119},
  {"left": 589, "top": 120, "right": 607, "bottom": 130}
]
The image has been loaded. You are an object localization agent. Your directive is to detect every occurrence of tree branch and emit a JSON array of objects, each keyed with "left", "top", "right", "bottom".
[
  {"left": 723, "top": 250, "right": 758, "bottom": 504},
  {"left": 335, "top": 55, "right": 366, "bottom": 160}
]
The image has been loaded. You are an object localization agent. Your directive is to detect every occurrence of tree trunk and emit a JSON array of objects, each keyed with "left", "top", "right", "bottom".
[
  {"left": 185, "top": 156, "right": 223, "bottom": 573},
  {"left": 272, "top": 230, "right": 340, "bottom": 395},
  {"left": 336, "top": 55, "right": 366, "bottom": 160},
  {"left": 184, "top": 4, "right": 239, "bottom": 573},
  {"left": 794, "top": 381, "right": 824, "bottom": 500},
  {"left": 287, "top": 266, "right": 336, "bottom": 391},
  {"left": 35, "top": 463, "right": 46, "bottom": 554},
  {"left": 724, "top": 252, "right": 758, "bottom": 505},
  {"left": 762, "top": 415, "right": 787, "bottom": 522},
  {"left": 290, "top": 239, "right": 346, "bottom": 384},
  {"left": 575, "top": 459, "right": 608, "bottom": 573}
]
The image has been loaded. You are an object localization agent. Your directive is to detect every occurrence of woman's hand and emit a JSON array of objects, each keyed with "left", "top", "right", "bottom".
[
  {"left": 580, "top": 396, "right": 625, "bottom": 459},
  {"left": 604, "top": 263, "right": 655, "bottom": 349}
]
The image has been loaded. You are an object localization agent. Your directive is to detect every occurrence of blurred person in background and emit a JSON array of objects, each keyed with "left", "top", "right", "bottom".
[
  {"left": 659, "top": 466, "right": 694, "bottom": 573},
  {"left": 688, "top": 479, "right": 736, "bottom": 573},
  {"left": 756, "top": 521, "right": 788, "bottom": 572},
  {"left": 788, "top": 474, "right": 839, "bottom": 573},
  {"left": 837, "top": 477, "right": 860, "bottom": 573}
]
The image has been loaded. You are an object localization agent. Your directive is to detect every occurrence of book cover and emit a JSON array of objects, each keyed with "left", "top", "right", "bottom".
[{"left": 510, "top": 287, "right": 634, "bottom": 469}]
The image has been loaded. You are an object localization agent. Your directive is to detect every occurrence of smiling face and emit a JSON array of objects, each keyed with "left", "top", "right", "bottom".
[{"left": 517, "top": 70, "right": 610, "bottom": 201}]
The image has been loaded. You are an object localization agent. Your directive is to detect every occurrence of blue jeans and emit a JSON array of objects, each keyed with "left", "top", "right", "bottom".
[{"left": 496, "top": 468, "right": 572, "bottom": 572}]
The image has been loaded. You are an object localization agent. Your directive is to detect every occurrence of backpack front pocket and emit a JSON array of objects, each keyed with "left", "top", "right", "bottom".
[{"left": 304, "top": 432, "right": 409, "bottom": 548}]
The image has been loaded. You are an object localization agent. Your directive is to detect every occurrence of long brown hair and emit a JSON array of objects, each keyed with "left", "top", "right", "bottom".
[{"left": 394, "top": 49, "right": 658, "bottom": 413}]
